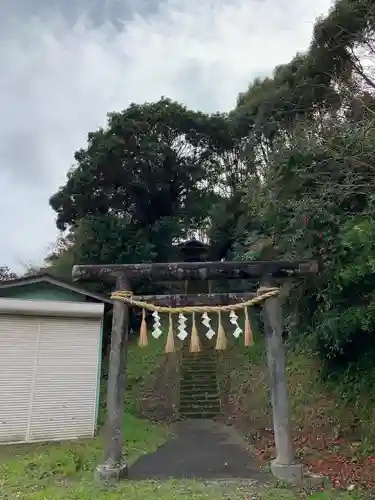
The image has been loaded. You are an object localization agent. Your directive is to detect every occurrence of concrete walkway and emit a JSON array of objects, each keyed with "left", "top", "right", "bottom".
[{"left": 129, "top": 419, "right": 269, "bottom": 481}]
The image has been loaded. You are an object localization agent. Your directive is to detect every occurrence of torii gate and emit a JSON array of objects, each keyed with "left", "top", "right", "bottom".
[{"left": 72, "top": 259, "right": 318, "bottom": 485}]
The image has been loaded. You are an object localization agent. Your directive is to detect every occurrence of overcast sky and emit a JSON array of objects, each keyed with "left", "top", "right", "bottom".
[{"left": 0, "top": 0, "right": 332, "bottom": 273}]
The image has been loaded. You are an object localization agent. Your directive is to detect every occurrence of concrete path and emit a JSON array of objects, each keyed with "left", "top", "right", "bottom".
[{"left": 129, "top": 419, "right": 269, "bottom": 481}]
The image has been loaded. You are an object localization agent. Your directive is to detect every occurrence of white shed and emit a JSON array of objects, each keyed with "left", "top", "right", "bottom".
[{"left": 0, "top": 274, "right": 112, "bottom": 444}]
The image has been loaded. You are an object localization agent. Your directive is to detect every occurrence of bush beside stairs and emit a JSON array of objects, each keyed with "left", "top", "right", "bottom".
[{"left": 179, "top": 338, "right": 221, "bottom": 419}]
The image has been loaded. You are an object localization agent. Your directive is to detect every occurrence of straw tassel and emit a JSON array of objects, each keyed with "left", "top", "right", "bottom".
[
  {"left": 244, "top": 307, "right": 254, "bottom": 347},
  {"left": 215, "top": 311, "right": 227, "bottom": 350},
  {"left": 189, "top": 312, "right": 201, "bottom": 353},
  {"left": 138, "top": 308, "right": 148, "bottom": 347},
  {"left": 165, "top": 313, "right": 176, "bottom": 354}
]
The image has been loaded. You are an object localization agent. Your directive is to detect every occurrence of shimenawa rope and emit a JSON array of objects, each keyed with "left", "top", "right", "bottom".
[{"left": 110, "top": 288, "right": 279, "bottom": 314}]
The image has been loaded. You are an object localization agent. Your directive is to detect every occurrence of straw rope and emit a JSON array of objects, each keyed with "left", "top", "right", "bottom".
[{"left": 110, "top": 287, "right": 279, "bottom": 313}]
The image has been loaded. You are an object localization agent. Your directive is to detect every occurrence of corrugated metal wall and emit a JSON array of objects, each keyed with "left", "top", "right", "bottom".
[{"left": 0, "top": 314, "right": 101, "bottom": 444}]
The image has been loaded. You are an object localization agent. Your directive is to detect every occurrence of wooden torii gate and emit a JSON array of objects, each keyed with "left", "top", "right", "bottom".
[{"left": 72, "top": 259, "right": 318, "bottom": 484}]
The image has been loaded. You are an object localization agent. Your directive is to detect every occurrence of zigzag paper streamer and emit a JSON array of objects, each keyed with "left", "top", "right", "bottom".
[
  {"left": 201, "top": 312, "right": 215, "bottom": 340},
  {"left": 177, "top": 312, "right": 188, "bottom": 340},
  {"left": 152, "top": 311, "right": 162, "bottom": 338},
  {"left": 229, "top": 310, "right": 243, "bottom": 338}
]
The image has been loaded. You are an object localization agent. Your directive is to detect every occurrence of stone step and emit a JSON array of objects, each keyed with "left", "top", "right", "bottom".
[
  {"left": 180, "top": 394, "right": 218, "bottom": 400},
  {"left": 181, "top": 358, "right": 217, "bottom": 364},
  {"left": 180, "top": 388, "right": 218, "bottom": 395},
  {"left": 182, "top": 370, "right": 217, "bottom": 376},
  {"left": 180, "top": 393, "right": 218, "bottom": 400},
  {"left": 182, "top": 357, "right": 216, "bottom": 360},
  {"left": 181, "top": 365, "right": 217, "bottom": 372},
  {"left": 180, "top": 399, "right": 220, "bottom": 407},
  {"left": 180, "top": 395, "right": 219, "bottom": 401},
  {"left": 181, "top": 359, "right": 217, "bottom": 364},
  {"left": 181, "top": 362, "right": 216, "bottom": 367},
  {"left": 180, "top": 390, "right": 217, "bottom": 396},
  {"left": 181, "top": 377, "right": 216, "bottom": 382},
  {"left": 180, "top": 384, "right": 218, "bottom": 391},
  {"left": 180, "top": 393, "right": 219, "bottom": 400},
  {"left": 182, "top": 353, "right": 216, "bottom": 358},
  {"left": 182, "top": 360, "right": 216, "bottom": 363},
  {"left": 181, "top": 357, "right": 216, "bottom": 362},
  {"left": 179, "top": 414, "right": 219, "bottom": 418},
  {"left": 181, "top": 382, "right": 216, "bottom": 389},
  {"left": 182, "top": 372, "right": 217, "bottom": 376},
  {"left": 182, "top": 355, "right": 216, "bottom": 361},
  {"left": 180, "top": 394, "right": 219, "bottom": 402},
  {"left": 179, "top": 347, "right": 220, "bottom": 420},
  {"left": 180, "top": 378, "right": 217, "bottom": 385},
  {"left": 182, "top": 350, "right": 216, "bottom": 355},
  {"left": 182, "top": 369, "right": 217, "bottom": 374},
  {"left": 181, "top": 378, "right": 217, "bottom": 385},
  {"left": 182, "top": 346, "right": 216, "bottom": 351},
  {"left": 181, "top": 377, "right": 217, "bottom": 384},
  {"left": 180, "top": 400, "right": 220, "bottom": 406},
  {"left": 181, "top": 361, "right": 216, "bottom": 366},
  {"left": 181, "top": 380, "right": 216, "bottom": 384},
  {"left": 180, "top": 398, "right": 220, "bottom": 406},
  {"left": 182, "top": 355, "right": 216, "bottom": 358},
  {"left": 181, "top": 370, "right": 216, "bottom": 375},
  {"left": 180, "top": 411, "right": 220, "bottom": 420},
  {"left": 181, "top": 363, "right": 217, "bottom": 368},
  {"left": 181, "top": 359, "right": 217, "bottom": 367},
  {"left": 181, "top": 382, "right": 218, "bottom": 389},
  {"left": 182, "top": 371, "right": 217, "bottom": 376}
]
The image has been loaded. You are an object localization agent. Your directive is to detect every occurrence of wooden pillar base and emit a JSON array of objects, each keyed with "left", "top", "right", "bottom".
[
  {"left": 95, "top": 461, "right": 128, "bottom": 483},
  {"left": 271, "top": 460, "right": 303, "bottom": 485}
]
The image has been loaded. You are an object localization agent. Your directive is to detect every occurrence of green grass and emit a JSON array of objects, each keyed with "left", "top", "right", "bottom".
[
  {"left": 99, "top": 333, "right": 166, "bottom": 421},
  {"left": 0, "top": 413, "right": 169, "bottom": 499},
  {"left": 0, "top": 326, "right": 370, "bottom": 499}
]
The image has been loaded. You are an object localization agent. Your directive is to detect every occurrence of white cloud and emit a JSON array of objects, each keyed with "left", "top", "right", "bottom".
[{"left": 0, "top": 0, "right": 332, "bottom": 272}]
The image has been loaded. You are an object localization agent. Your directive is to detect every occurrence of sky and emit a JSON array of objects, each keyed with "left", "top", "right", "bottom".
[{"left": 0, "top": 0, "right": 333, "bottom": 273}]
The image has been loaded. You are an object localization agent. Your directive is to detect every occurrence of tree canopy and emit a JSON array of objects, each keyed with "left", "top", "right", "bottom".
[{"left": 49, "top": 98, "right": 239, "bottom": 268}]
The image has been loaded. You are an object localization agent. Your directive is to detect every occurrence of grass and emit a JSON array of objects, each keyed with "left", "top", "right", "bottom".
[
  {"left": 0, "top": 413, "right": 169, "bottom": 499},
  {"left": 0, "top": 454, "right": 368, "bottom": 500},
  {"left": 99, "top": 333, "right": 166, "bottom": 422},
  {"left": 0, "top": 326, "right": 372, "bottom": 499},
  {"left": 217, "top": 309, "right": 375, "bottom": 440}
]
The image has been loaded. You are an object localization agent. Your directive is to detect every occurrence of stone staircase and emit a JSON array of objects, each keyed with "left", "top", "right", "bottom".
[{"left": 179, "top": 347, "right": 221, "bottom": 419}]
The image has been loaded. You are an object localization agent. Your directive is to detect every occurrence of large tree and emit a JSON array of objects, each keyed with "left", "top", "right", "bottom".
[
  {"left": 50, "top": 98, "right": 230, "bottom": 268},
  {"left": 51, "top": 100, "right": 223, "bottom": 232}
]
